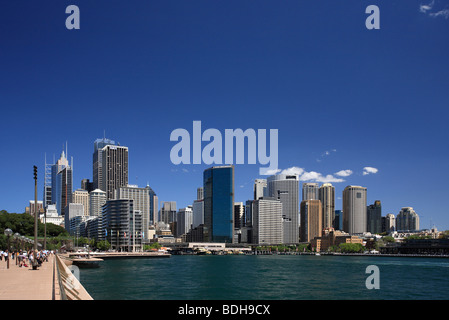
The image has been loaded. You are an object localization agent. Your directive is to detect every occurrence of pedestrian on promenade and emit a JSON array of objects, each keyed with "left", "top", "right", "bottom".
[
  {"left": 0, "top": 250, "right": 3, "bottom": 261},
  {"left": 4, "top": 250, "right": 8, "bottom": 263}
]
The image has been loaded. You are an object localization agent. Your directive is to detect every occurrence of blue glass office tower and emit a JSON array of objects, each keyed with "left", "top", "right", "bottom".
[{"left": 203, "top": 165, "right": 235, "bottom": 243}]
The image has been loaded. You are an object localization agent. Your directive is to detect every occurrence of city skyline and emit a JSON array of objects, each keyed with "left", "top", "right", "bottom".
[{"left": 1, "top": 1, "right": 448, "bottom": 230}]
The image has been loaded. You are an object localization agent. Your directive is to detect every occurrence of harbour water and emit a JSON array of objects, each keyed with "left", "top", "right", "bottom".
[{"left": 79, "top": 255, "right": 449, "bottom": 300}]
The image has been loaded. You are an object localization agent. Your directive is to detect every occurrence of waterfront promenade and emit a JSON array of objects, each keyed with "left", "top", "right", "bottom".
[{"left": 0, "top": 254, "right": 57, "bottom": 300}]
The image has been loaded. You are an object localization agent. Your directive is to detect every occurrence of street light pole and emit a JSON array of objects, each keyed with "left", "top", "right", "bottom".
[
  {"left": 4, "top": 228, "right": 13, "bottom": 269},
  {"left": 33, "top": 165, "right": 38, "bottom": 270}
]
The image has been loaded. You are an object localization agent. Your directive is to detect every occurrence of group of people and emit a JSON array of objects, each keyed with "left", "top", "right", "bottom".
[{"left": 1, "top": 249, "right": 53, "bottom": 268}]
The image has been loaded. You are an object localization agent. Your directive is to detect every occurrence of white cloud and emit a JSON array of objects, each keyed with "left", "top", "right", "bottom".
[
  {"left": 278, "top": 166, "right": 345, "bottom": 183},
  {"left": 420, "top": 0, "right": 434, "bottom": 13},
  {"left": 280, "top": 166, "right": 304, "bottom": 176},
  {"left": 430, "top": 9, "right": 449, "bottom": 18},
  {"left": 316, "top": 149, "right": 337, "bottom": 163},
  {"left": 261, "top": 168, "right": 281, "bottom": 175},
  {"left": 335, "top": 169, "right": 353, "bottom": 177},
  {"left": 420, "top": 1, "right": 449, "bottom": 19},
  {"left": 363, "top": 167, "right": 379, "bottom": 175}
]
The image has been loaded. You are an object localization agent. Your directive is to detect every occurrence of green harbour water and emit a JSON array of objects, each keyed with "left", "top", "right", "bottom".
[{"left": 79, "top": 255, "right": 449, "bottom": 300}]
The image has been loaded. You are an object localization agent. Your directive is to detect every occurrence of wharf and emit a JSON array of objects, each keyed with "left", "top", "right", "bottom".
[
  {"left": 67, "top": 251, "right": 171, "bottom": 260},
  {"left": 0, "top": 254, "right": 57, "bottom": 300}
]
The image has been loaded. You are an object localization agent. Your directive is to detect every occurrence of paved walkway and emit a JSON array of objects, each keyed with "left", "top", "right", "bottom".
[{"left": 0, "top": 254, "right": 55, "bottom": 300}]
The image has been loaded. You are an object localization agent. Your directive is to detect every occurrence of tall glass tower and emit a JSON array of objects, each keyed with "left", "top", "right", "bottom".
[{"left": 203, "top": 165, "right": 235, "bottom": 243}]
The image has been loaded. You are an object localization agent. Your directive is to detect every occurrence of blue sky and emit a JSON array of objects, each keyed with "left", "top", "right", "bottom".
[{"left": 1, "top": 1, "right": 448, "bottom": 229}]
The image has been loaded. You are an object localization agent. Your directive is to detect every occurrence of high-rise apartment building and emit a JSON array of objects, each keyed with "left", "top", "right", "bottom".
[
  {"left": 203, "top": 165, "right": 235, "bottom": 243},
  {"left": 384, "top": 213, "right": 395, "bottom": 233},
  {"left": 319, "top": 183, "right": 335, "bottom": 229},
  {"left": 302, "top": 183, "right": 319, "bottom": 201},
  {"left": 252, "top": 197, "right": 283, "bottom": 245},
  {"left": 72, "top": 189, "right": 90, "bottom": 216},
  {"left": 367, "top": 200, "right": 382, "bottom": 234},
  {"left": 90, "top": 189, "right": 107, "bottom": 217},
  {"left": 116, "top": 184, "right": 150, "bottom": 240},
  {"left": 300, "top": 199, "right": 322, "bottom": 242},
  {"left": 396, "top": 207, "right": 420, "bottom": 232},
  {"left": 100, "top": 144, "right": 129, "bottom": 200},
  {"left": 342, "top": 185, "right": 367, "bottom": 234},
  {"left": 267, "top": 174, "right": 299, "bottom": 244},
  {"left": 93, "top": 137, "right": 117, "bottom": 190},
  {"left": 101, "top": 199, "right": 142, "bottom": 252}
]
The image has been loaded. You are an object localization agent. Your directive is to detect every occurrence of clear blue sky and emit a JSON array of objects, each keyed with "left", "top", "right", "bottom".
[{"left": 1, "top": 1, "right": 448, "bottom": 229}]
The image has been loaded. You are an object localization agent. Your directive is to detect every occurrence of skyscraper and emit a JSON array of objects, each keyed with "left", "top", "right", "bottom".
[
  {"left": 101, "top": 199, "right": 142, "bottom": 252},
  {"left": 51, "top": 150, "right": 73, "bottom": 217},
  {"left": 367, "top": 200, "right": 382, "bottom": 234},
  {"left": 267, "top": 174, "right": 299, "bottom": 244},
  {"left": 252, "top": 197, "right": 283, "bottom": 245},
  {"left": 90, "top": 189, "right": 106, "bottom": 217},
  {"left": 72, "top": 189, "right": 90, "bottom": 216},
  {"left": 396, "top": 207, "right": 420, "bottom": 232},
  {"left": 116, "top": 184, "right": 150, "bottom": 240},
  {"left": 254, "top": 179, "right": 267, "bottom": 200},
  {"left": 342, "top": 185, "right": 367, "bottom": 234},
  {"left": 302, "top": 183, "right": 319, "bottom": 201},
  {"left": 148, "top": 186, "right": 158, "bottom": 225},
  {"left": 93, "top": 137, "right": 117, "bottom": 190},
  {"left": 234, "top": 202, "right": 244, "bottom": 230},
  {"left": 160, "top": 201, "right": 177, "bottom": 225},
  {"left": 319, "top": 183, "right": 335, "bottom": 229},
  {"left": 300, "top": 199, "right": 322, "bottom": 243},
  {"left": 101, "top": 144, "right": 129, "bottom": 200},
  {"left": 385, "top": 213, "right": 395, "bottom": 233},
  {"left": 203, "top": 165, "right": 235, "bottom": 243},
  {"left": 176, "top": 206, "right": 193, "bottom": 237}
]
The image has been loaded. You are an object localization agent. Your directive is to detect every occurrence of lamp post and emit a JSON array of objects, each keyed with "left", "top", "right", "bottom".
[
  {"left": 4, "top": 228, "right": 13, "bottom": 269},
  {"left": 14, "top": 233, "right": 20, "bottom": 265},
  {"left": 33, "top": 165, "right": 38, "bottom": 270}
]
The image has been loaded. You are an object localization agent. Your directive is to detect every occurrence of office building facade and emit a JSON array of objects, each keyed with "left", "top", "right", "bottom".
[
  {"left": 252, "top": 197, "right": 283, "bottom": 245},
  {"left": 367, "top": 200, "right": 382, "bottom": 234},
  {"left": 300, "top": 199, "right": 322, "bottom": 243},
  {"left": 203, "top": 165, "right": 235, "bottom": 243},
  {"left": 100, "top": 144, "right": 129, "bottom": 200},
  {"left": 319, "top": 183, "right": 335, "bottom": 229},
  {"left": 93, "top": 137, "right": 117, "bottom": 190},
  {"left": 302, "top": 183, "right": 319, "bottom": 201},
  {"left": 267, "top": 174, "right": 299, "bottom": 244},
  {"left": 342, "top": 185, "right": 367, "bottom": 234}
]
